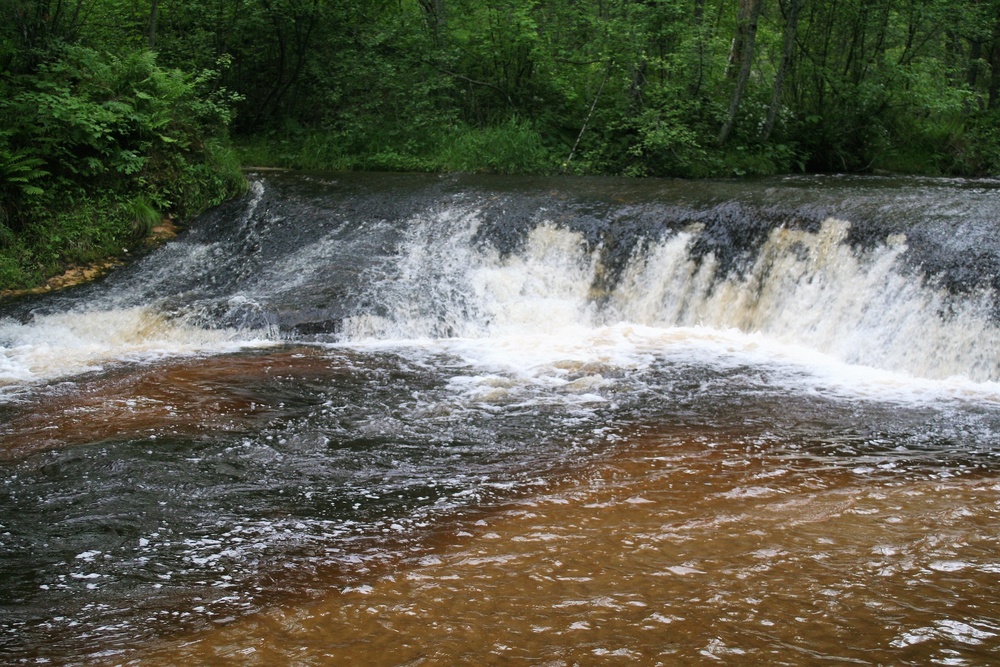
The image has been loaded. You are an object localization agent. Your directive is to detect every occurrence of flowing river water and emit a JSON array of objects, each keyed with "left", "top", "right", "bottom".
[{"left": 2, "top": 172, "right": 1000, "bottom": 665}]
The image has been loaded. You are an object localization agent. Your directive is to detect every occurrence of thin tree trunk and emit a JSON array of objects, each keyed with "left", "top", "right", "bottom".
[
  {"left": 967, "top": 39, "right": 982, "bottom": 89},
  {"left": 762, "top": 0, "right": 803, "bottom": 141},
  {"left": 148, "top": 0, "right": 158, "bottom": 49},
  {"left": 990, "top": 11, "right": 1000, "bottom": 109},
  {"left": 719, "top": 0, "right": 763, "bottom": 144},
  {"left": 691, "top": 0, "right": 707, "bottom": 95},
  {"left": 418, "top": 0, "right": 445, "bottom": 43},
  {"left": 565, "top": 62, "right": 612, "bottom": 169}
]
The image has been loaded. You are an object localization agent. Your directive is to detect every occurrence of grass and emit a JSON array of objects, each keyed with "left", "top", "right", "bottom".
[{"left": 237, "top": 119, "right": 557, "bottom": 175}]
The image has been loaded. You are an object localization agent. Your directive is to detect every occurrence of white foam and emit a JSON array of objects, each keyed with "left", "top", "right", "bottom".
[
  {"left": 343, "top": 320, "right": 1000, "bottom": 409},
  {"left": 339, "top": 211, "right": 1000, "bottom": 403},
  {"left": 0, "top": 306, "right": 274, "bottom": 394},
  {"left": 6, "top": 205, "right": 1000, "bottom": 407},
  {"left": 609, "top": 219, "right": 1000, "bottom": 382}
]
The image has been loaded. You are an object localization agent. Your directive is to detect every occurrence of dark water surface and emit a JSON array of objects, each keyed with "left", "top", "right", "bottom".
[{"left": 2, "top": 172, "right": 1000, "bottom": 664}]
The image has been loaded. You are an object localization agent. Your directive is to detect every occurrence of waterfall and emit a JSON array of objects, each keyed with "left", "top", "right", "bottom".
[
  {"left": 609, "top": 219, "right": 998, "bottom": 381},
  {"left": 2, "top": 172, "right": 1000, "bottom": 392},
  {"left": 341, "top": 205, "right": 999, "bottom": 382}
]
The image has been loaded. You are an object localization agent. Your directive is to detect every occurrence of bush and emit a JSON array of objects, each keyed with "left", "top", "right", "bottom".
[
  {"left": 945, "top": 110, "right": 1000, "bottom": 176},
  {"left": 438, "top": 119, "right": 554, "bottom": 174},
  {"left": 236, "top": 118, "right": 555, "bottom": 175},
  {"left": 0, "top": 44, "right": 245, "bottom": 290}
]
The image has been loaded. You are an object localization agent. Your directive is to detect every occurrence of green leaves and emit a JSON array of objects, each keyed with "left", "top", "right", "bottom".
[
  {"left": 0, "top": 150, "right": 48, "bottom": 197},
  {"left": 0, "top": 0, "right": 994, "bottom": 284},
  {"left": 0, "top": 42, "right": 245, "bottom": 290}
]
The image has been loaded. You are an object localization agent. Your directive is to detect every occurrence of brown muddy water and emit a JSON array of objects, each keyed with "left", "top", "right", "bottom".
[
  {"left": 131, "top": 424, "right": 1000, "bottom": 667},
  {"left": 2, "top": 172, "right": 1000, "bottom": 665}
]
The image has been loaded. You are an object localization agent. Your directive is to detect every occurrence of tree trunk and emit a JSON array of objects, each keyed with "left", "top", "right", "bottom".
[
  {"left": 967, "top": 39, "right": 982, "bottom": 90},
  {"left": 990, "top": 10, "right": 1000, "bottom": 109},
  {"left": 148, "top": 0, "right": 159, "bottom": 49},
  {"left": 719, "top": 0, "right": 763, "bottom": 144},
  {"left": 725, "top": 0, "right": 761, "bottom": 79},
  {"left": 418, "top": 0, "right": 446, "bottom": 42},
  {"left": 690, "top": 0, "right": 707, "bottom": 95},
  {"left": 761, "top": 0, "right": 804, "bottom": 141}
]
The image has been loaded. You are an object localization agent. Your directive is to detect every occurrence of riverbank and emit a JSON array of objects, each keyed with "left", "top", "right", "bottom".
[{"left": 0, "top": 218, "right": 180, "bottom": 301}]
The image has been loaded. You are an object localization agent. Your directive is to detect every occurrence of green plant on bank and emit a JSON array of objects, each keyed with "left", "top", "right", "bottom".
[
  {"left": 0, "top": 149, "right": 48, "bottom": 199},
  {"left": 238, "top": 118, "right": 555, "bottom": 175},
  {"left": 0, "top": 44, "right": 245, "bottom": 291},
  {"left": 440, "top": 119, "right": 554, "bottom": 174}
]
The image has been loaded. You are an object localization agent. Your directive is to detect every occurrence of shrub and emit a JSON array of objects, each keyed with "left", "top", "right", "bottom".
[
  {"left": 439, "top": 119, "right": 554, "bottom": 174},
  {"left": 0, "top": 44, "right": 245, "bottom": 290}
]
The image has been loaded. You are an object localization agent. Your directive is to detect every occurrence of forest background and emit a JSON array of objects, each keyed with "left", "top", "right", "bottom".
[{"left": 2, "top": 0, "right": 1000, "bottom": 289}]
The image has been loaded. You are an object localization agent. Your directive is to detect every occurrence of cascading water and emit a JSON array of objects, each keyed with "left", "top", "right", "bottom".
[
  {"left": 2, "top": 172, "right": 1000, "bottom": 665},
  {"left": 3, "top": 173, "right": 1000, "bottom": 386}
]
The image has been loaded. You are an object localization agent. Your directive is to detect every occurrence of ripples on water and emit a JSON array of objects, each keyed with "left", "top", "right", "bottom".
[
  {"left": 3, "top": 339, "right": 999, "bottom": 665},
  {"left": 2, "top": 173, "right": 1000, "bottom": 665},
  {"left": 138, "top": 434, "right": 1000, "bottom": 666}
]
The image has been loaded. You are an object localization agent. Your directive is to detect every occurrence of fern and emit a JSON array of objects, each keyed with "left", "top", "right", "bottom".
[{"left": 0, "top": 151, "right": 48, "bottom": 198}]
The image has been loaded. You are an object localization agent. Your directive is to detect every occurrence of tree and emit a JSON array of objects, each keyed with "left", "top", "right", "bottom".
[
  {"left": 762, "top": 0, "right": 804, "bottom": 141},
  {"left": 718, "top": 0, "right": 764, "bottom": 144}
]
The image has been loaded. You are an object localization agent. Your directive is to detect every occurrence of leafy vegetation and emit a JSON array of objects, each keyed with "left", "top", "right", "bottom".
[
  {"left": 0, "top": 14, "right": 245, "bottom": 289},
  {"left": 207, "top": 0, "right": 1000, "bottom": 179},
  {"left": 2, "top": 0, "right": 999, "bottom": 290}
]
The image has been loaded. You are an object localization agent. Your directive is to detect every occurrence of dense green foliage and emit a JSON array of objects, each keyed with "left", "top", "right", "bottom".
[
  {"left": 147, "top": 0, "right": 1000, "bottom": 178},
  {"left": 2, "top": 0, "right": 999, "bottom": 289},
  {"left": 0, "top": 3, "right": 245, "bottom": 288}
]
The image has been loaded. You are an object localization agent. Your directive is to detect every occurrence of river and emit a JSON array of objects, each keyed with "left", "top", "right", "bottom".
[{"left": 2, "top": 172, "right": 999, "bottom": 665}]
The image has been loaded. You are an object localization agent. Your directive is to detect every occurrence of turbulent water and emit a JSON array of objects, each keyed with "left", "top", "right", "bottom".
[{"left": 2, "top": 172, "right": 1000, "bottom": 665}]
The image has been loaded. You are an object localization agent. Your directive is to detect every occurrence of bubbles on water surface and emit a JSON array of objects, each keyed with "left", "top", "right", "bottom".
[
  {"left": 0, "top": 344, "right": 641, "bottom": 661},
  {"left": 3, "top": 173, "right": 1000, "bottom": 663},
  {"left": 120, "top": 425, "right": 1000, "bottom": 666},
  {"left": 3, "top": 323, "right": 1000, "bottom": 663}
]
